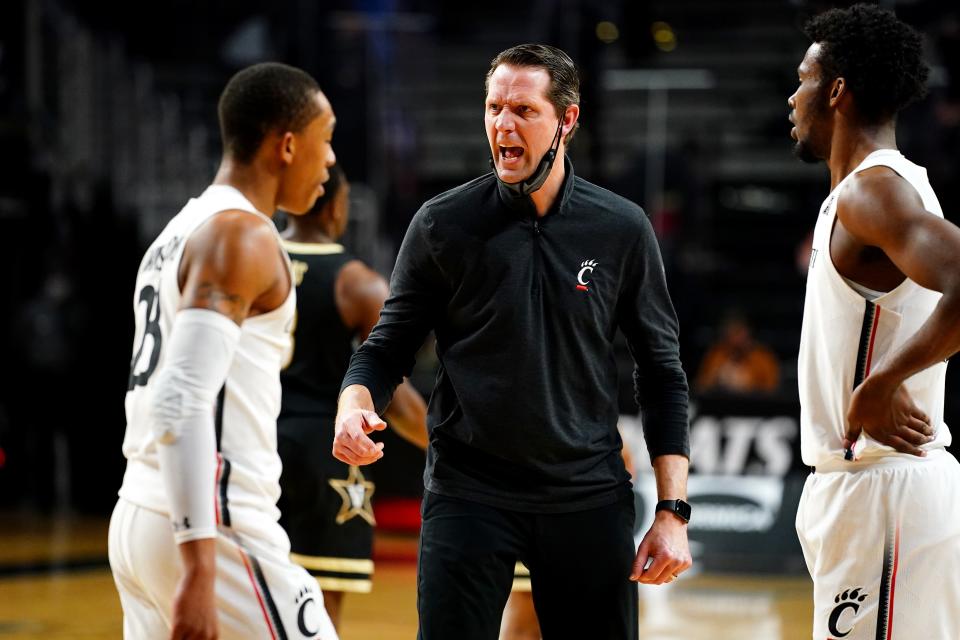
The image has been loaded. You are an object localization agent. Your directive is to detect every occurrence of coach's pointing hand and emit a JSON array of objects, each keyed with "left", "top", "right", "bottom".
[
  {"left": 334, "top": 385, "right": 387, "bottom": 465},
  {"left": 333, "top": 409, "right": 386, "bottom": 465}
]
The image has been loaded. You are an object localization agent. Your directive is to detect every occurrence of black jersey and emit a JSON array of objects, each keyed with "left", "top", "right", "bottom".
[{"left": 280, "top": 241, "right": 357, "bottom": 419}]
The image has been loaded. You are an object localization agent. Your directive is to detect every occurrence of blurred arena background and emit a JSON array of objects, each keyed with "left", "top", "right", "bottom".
[{"left": 0, "top": 0, "right": 958, "bottom": 637}]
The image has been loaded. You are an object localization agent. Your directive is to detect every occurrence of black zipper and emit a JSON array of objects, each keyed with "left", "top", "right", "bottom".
[{"left": 532, "top": 218, "right": 542, "bottom": 295}]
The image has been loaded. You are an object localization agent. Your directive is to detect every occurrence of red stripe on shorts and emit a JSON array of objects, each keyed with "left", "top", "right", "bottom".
[{"left": 239, "top": 547, "right": 277, "bottom": 640}]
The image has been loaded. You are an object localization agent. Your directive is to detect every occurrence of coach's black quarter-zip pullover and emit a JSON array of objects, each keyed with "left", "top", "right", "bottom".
[{"left": 342, "top": 158, "right": 689, "bottom": 513}]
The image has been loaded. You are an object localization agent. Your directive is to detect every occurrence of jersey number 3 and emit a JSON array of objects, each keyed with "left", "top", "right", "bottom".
[{"left": 128, "top": 285, "right": 162, "bottom": 390}]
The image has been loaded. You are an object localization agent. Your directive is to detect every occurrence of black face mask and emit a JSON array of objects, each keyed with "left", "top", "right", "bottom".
[{"left": 493, "top": 117, "right": 564, "bottom": 198}]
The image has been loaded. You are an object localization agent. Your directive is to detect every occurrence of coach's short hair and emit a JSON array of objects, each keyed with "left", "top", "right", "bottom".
[
  {"left": 486, "top": 43, "right": 581, "bottom": 143},
  {"left": 218, "top": 62, "right": 323, "bottom": 163},
  {"left": 803, "top": 3, "right": 928, "bottom": 122}
]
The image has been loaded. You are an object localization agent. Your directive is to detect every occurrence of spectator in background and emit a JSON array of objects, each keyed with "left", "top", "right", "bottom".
[{"left": 695, "top": 311, "right": 780, "bottom": 394}]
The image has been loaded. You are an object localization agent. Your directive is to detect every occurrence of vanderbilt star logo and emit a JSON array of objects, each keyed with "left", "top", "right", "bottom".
[{"left": 329, "top": 465, "right": 376, "bottom": 525}]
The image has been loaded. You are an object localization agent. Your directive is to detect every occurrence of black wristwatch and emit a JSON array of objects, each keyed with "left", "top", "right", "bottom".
[{"left": 655, "top": 499, "right": 691, "bottom": 524}]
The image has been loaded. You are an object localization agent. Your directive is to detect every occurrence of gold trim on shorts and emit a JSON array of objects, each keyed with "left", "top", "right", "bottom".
[
  {"left": 290, "top": 553, "right": 374, "bottom": 574},
  {"left": 316, "top": 576, "right": 373, "bottom": 594}
]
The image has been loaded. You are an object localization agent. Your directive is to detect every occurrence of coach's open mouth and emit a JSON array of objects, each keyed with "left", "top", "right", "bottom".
[{"left": 499, "top": 146, "right": 524, "bottom": 162}]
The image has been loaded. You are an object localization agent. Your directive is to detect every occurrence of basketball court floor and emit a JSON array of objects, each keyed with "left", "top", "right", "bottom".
[{"left": 0, "top": 512, "right": 814, "bottom": 639}]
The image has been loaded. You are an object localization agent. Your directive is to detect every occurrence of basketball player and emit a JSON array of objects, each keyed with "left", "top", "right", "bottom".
[
  {"left": 791, "top": 5, "right": 960, "bottom": 638},
  {"left": 108, "top": 63, "right": 338, "bottom": 640},
  {"left": 335, "top": 44, "right": 692, "bottom": 640},
  {"left": 277, "top": 164, "right": 428, "bottom": 630}
]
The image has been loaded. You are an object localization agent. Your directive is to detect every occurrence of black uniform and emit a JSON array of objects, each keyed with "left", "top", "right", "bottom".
[
  {"left": 342, "top": 159, "right": 689, "bottom": 639},
  {"left": 278, "top": 240, "right": 375, "bottom": 594}
]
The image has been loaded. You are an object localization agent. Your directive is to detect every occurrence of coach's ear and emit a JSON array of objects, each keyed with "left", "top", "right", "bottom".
[{"left": 561, "top": 104, "right": 580, "bottom": 139}]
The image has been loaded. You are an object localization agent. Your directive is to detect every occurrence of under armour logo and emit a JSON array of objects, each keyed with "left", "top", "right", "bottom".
[{"left": 172, "top": 516, "right": 192, "bottom": 531}]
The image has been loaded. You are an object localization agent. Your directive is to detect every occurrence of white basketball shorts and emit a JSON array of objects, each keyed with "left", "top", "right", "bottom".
[
  {"left": 108, "top": 498, "right": 338, "bottom": 640},
  {"left": 796, "top": 449, "right": 960, "bottom": 639}
]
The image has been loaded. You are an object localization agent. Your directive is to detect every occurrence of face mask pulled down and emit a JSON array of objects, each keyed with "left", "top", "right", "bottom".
[{"left": 494, "top": 118, "right": 564, "bottom": 198}]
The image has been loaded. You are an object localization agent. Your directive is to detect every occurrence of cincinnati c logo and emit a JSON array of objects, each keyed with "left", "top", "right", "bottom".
[
  {"left": 827, "top": 588, "right": 868, "bottom": 638},
  {"left": 577, "top": 260, "right": 598, "bottom": 291},
  {"left": 296, "top": 588, "right": 319, "bottom": 637}
]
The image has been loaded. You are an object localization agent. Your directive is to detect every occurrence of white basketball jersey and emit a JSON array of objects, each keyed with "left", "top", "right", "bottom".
[
  {"left": 119, "top": 185, "right": 296, "bottom": 536},
  {"left": 798, "top": 149, "right": 951, "bottom": 467}
]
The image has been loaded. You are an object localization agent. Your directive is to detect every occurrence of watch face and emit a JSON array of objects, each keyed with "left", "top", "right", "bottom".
[{"left": 656, "top": 499, "right": 691, "bottom": 522}]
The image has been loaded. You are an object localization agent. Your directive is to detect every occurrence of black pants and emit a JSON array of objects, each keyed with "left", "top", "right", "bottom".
[{"left": 417, "top": 491, "right": 638, "bottom": 640}]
